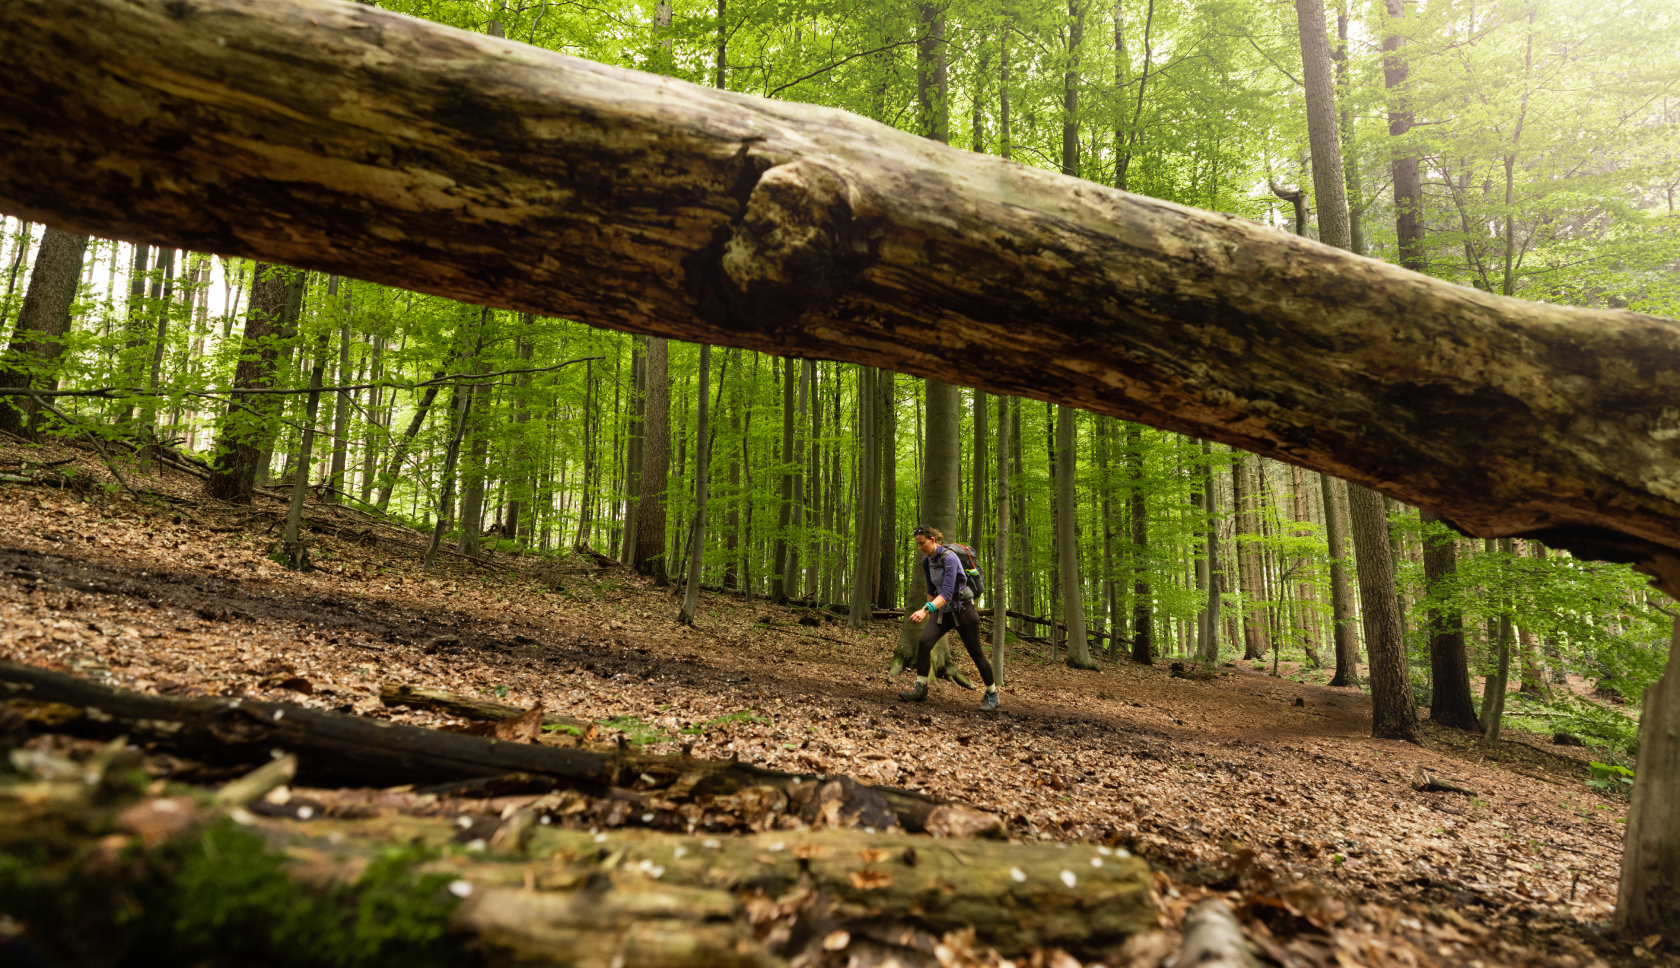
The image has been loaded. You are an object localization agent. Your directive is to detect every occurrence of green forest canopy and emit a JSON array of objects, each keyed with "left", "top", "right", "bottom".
[{"left": 0, "top": 0, "right": 1675, "bottom": 740}]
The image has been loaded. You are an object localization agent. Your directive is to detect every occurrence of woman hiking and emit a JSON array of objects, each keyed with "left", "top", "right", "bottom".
[{"left": 900, "top": 525, "right": 1000, "bottom": 710}]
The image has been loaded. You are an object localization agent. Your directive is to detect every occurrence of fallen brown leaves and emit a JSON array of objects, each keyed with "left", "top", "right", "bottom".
[{"left": 0, "top": 438, "right": 1670, "bottom": 967}]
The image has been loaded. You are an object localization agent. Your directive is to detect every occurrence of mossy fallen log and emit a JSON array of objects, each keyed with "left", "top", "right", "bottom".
[
  {"left": 0, "top": 749, "right": 1154, "bottom": 966},
  {"left": 0, "top": 660, "right": 946, "bottom": 832}
]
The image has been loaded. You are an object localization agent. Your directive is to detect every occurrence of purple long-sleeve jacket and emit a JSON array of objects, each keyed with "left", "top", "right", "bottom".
[{"left": 920, "top": 546, "right": 968, "bottom": 614}]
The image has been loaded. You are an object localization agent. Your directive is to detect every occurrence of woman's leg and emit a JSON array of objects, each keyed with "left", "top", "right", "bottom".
[
  {"left": 915, "top": 612, "right": 947, "bottom": 677},
  {"left": 954, "top": 606, "right": 996, "bottom": 687}
]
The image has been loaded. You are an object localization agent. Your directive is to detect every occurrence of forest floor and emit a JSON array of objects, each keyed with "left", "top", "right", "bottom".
[{"left": 0, "top": 436, "right": 1671, "bottom": 968}]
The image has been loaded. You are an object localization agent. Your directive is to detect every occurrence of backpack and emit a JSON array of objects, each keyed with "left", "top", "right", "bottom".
[{"left": 945, "top": 542, "right": 986, "bottom": 601}]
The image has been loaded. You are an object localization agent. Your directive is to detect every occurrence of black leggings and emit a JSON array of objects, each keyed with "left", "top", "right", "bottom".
[{"left": 916, "top": 603, "right": 995, "bottom": 687}]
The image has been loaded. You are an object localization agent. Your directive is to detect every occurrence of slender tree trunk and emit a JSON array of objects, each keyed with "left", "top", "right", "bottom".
[
  {"left": 972, "top": 389, "right": 987, "bottom": 546},
  {"left": 1128, "top": 424, "right": 1152, "bottom": 663},
  {"left": 206, "top": 264, "right": 291, "bottom": 504},
  {"left": 786, "top": 359, "right": 810, "bottom": 599},
  {"left": 876, "top": 369, "right": 897, "bottom": 609},
  {"left": 457, "top": 313, "right": 493, "bottom": 557},
  {"left": 506, "top": 314, "right": 535, "bottom": 544},
  {"left": 1419, "top": 510, "right": 1476, "bottom": 728},
  {"left": 280, "top": 331, "right": 329, "bottom": 569},
  {"left": 1384, "top": 0, "right": 1425, "bottom": 274},
  {"left": 0, "top": 228, "right": 88, "bottom": 439},
  {"left": 679, "top": 344, "right": 711, "bottom": 624},
  {"left": 358, "top": 333, "right": 384, "bottom": 507},
  {"left": 1097, "top": 419, "right": 1118, "bottom": 658},
  {"left": 0, "top": 221, "right": 35, "bottom": 334},
  {"left": 724, "top": 348, "right": 742, "bottom": 589},
  {"left": 1197, "top": 439, "right": 1221, "bottom": 663},
  {"left": 1322, "top": 474, "right": 1359, "bottom": 683},
  {"left": 251, "top": 270, "right": 305, "bottom": 487},
  {"left": 1059, "top": 405, "right": 1096, "bottom": 669},
  {"left": 138, "top": 246, "right": 176, "bottom": 439},
  {"left": 326, "top": 304, "right": 352, "bottom": 503},
  {"left": 772, "top": 357, "right": 794, "bottom": 603},
  {"left": 1234, "top": 454, "right": 1269, "bottom": 660},
  {"left": 992, "top": 394, "right": 1012, "bottom": 683},
  {"left": 621, "top": 335, "right": 645, "bottom": 562},
  {"left": 634, "top": 338, "right": 670, "bottom": 585},
  {"left": 1349, "top": 484, "right": 1422, "bottom": 742},
  {"left": 922, "top": 380, "right": 961, "bottom": 540},
  {"left": 848, "top": 366, "right": 879, "bottom": 628},
  {"left": 424, "top": 367, "right": 476, "bottom": 573},
  {"left": 375, "top": 376, "right": 444, "bottom": 513}
]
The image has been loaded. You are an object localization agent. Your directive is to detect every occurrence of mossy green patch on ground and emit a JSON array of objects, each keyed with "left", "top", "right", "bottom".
[{"left": 0, "top": 817, "right": 465, "bottom": 967}]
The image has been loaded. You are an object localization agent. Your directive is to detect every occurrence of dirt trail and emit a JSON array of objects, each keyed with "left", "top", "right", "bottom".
[{"left": 0, "top": 440, "right": 1663, "bottom": 967}]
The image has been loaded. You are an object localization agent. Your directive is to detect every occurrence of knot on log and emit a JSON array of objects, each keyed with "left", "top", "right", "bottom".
[{"left": 715, "top": 157, "right": 880, "bottom": 330}]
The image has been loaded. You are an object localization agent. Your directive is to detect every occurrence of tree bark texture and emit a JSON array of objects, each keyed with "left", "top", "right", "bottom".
[
  {"left": 1616, "top": 620, "right": 1680, "bottom": 942},
  {"left": 205, "top": 263, "right": 291, "bottom": 504},
  {"left": 1419, "top": 509, "right": 1478, "bottom": 730},
  {"left": 0, "top": 227, "right": 88, "bottom": 439},
  {"left": 923, "top": 380, "right": 961, "bottom": 540},
  {"left": 1346, "top": 484, "right": 1421, "bottom": 742},
  {"left": 993, "top": 394, "right": 1012, "bottom": 682},
  {"left": 634, "top": 338, "right": 670, "bottom": 585},
  {"left": 679, "top": 343, "right": 710, "bottom": 624},
  {"left": 1294, "top": 0, "right": 1352, "bottom": 253},
  {"left": 1127, "top": 424, "right": 1153, "bottom": 664},
  {"left": 1058, "top": 405, "right": 1096, "bottom": 668},
  {"left": 7, "top": 786, "right": 1151, "bottom": 965},
  {"left": 1321, "top": 474, "right": 1360, "bottom": 684},
  {"left": 8, "top": 0, "right": 1680, "bottom": 590}
]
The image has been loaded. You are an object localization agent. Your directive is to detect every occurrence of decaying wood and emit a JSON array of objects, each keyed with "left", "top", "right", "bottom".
[
  {"left": 1175, "top": 900, "right": 1261, "bottom": 968},
  {"left": 0, "top": 660, "right": 946, "bottom": 832},
  {"left": 5, "top": 0, "right": 1680, "bottom": 591},
  {"left": 1, "top": 743, "right": 1152, "bottom": 966}
]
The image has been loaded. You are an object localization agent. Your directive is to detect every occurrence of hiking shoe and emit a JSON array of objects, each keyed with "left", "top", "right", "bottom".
[
  {"left": 980, "top": 690, "right": 1000, "bottom": 711},
  {"left": 898, "top": 682, "right": 928, "bottom": 703}
]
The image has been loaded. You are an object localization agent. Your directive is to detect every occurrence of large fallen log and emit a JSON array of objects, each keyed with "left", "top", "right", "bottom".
[
  {"left": 1, "top": 743, "right": 1153, "bottom": 965},
  {"left": 0, "top": 660, "right": 946, "bottom": 832},
  {"left": 4, "top": 0, "right": 1680, "bottom": 592}
]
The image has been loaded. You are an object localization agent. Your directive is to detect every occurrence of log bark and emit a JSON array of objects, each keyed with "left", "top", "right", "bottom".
[
  {"left": 7, "top": 0, "right": 1680, "bottom": 594},
  {"left": 2, "top": 770, "right": 1151, "bottom": 965},
  {"left": 0, "top": 660, "right": 946, "bottom": 831}
]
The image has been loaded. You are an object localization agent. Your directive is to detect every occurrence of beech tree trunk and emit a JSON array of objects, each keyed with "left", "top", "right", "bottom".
[
  {"left": 205, "top": 264, "right": 291, "bottom": 504},
  {"left": 1128, "top": 424, "right": 1152, "bottom": 664},
  {"left": 0, "top": 227, "right": 88, "bottom": 439},
  {"left": 8, "top": 0, "right": 1680, "bottom": 591},
  {"left": 678, "top": 344, "right": 710, "bottom": 624},
  {"left": 1420, "top": 509, "right": 1478, "bottom": 730},
  {"left": 1058, "top": 405, "right": 1096, "bottom": 669},
  {"left": 848, "top": 365, "right": 879, "bottom": 628},
  {"left": 993, "top": 394, "right": 1012, "bottom": 682},
  {"left": 1617, "top": 620, "right": 1680, "bottom": 942},
  {"left": 1347, "top": 485, "right": 1422, "bottom": 742},
  {"left": 634, "top": 338, "right": 670, "bottom": 585}
]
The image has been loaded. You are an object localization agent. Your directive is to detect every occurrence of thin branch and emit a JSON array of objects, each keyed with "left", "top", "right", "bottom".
[
  {"left": 764, "top": 40, "right": 918, "bottom": 99},
  {"left": 0, "top": 356, "right": 603, "bottom": 400}
]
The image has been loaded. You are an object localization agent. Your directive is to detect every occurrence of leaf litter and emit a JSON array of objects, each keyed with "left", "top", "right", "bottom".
[{"left": 0, "top": 439, "right": 1668, "bottom": 968}]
